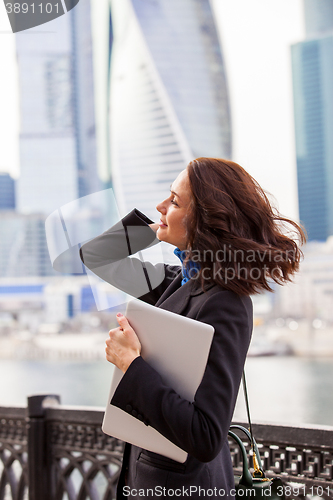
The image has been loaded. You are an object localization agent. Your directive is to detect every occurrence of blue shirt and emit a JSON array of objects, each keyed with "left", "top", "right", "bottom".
[{"left": 173, "top": 248, "right": 200, "bottom": 286}]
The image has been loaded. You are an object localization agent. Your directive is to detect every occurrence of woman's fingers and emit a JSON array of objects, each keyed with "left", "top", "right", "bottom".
[
  {"left": 116, "top": 314, "right": 142, "bottom": 351},
  {"left": 116, "top": 313, "right": 131, "bottom": 331},
  {"left": 105, "top": 314, "right": 141, "bottom": 373},
  {"left": 148, "top": 222, "right": 159, "bottom": 233}
]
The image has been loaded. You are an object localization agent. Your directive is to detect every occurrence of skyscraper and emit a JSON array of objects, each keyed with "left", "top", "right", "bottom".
[
  {"left": 0, "top": 213, "right": 56, "bottom": 277},
  {"left": 70, "top": 0, "right": 101, "bottom": 198},
  {"left": 0, "top": 173, "right": 16, "bottom": 210},
  {"left": 291, "top": 0, "right": 333, "bottom": 241},
  {"left": 16, "top": 0, "right": 99, "bottom": 215},
  {"left": 304, "top": 0, "right": 333, "bottom": 37},
  {"left": 109, "top": 0, "right": 232, "bottom": 219}
]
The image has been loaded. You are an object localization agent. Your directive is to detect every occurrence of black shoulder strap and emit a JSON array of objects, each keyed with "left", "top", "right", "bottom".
[{"left": 242, "top": 370, "right": 264, "bottom": 478}]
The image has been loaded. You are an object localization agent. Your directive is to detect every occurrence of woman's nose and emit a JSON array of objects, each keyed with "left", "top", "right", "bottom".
[{"left": 156, "top": 200, "right": 166, "bottom": 214}]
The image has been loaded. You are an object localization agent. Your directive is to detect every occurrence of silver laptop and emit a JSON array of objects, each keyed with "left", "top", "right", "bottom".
[{"left": 102, "top": 298, "right": 214, "bottom": 463}]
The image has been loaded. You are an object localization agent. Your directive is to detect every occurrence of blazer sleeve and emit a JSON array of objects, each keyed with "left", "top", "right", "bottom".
[
  {"left": 79, "top": 208, "right": 179, "bottom": 305},
  {"left": 110, "top": 289, "right": 253, "bottom": 462}
]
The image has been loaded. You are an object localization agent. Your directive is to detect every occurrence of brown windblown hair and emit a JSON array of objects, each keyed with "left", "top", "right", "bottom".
[{"left": 184, "top": 158, "right": 306, "bottom": 295}]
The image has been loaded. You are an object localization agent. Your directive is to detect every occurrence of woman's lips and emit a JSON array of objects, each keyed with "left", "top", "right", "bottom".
[{"left": 159, "top": 220, "right": 168, "bottom": 227}]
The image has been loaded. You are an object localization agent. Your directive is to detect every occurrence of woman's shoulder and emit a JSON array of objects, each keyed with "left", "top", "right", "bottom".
[
  {"left": 193, "top": 279, "right": 252, "bottom": 303},
  {"left": 209, "top": 284, "right": 252, "bottom": 305},
  {"left": 192, "top": 281, "right": 253, "bottom": 322}
]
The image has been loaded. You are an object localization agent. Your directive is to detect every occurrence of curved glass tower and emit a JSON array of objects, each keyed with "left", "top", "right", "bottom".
[
  {"left": 291, "top": 0, "right": 333, "bottom": 241},
  {"left": 109, "top": 0, "right": 232, "bottom": 219}
]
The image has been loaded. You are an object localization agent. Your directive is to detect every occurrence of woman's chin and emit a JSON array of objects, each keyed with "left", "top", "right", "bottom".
[{"left": 156, "top": 228, "right": 165, "bottom": 241}]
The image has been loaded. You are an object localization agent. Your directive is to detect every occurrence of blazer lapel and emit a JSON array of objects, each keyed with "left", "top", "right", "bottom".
[
  {"left": 156, "top": 274, "right": 214, "bottom": 314},
  {"left": 155, "top": 273, "right": 192, "bottom": 315},
  {"left": 156, "top": 272, "right": 217, "bottom": 315}
]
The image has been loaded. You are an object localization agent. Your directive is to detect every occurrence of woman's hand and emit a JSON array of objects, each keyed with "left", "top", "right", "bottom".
[
  {"left": 106, "top": 313, "right": 141, "bottom": 373},
  {"left": 149, "top": 223, "right": 159, "bottom": 233}
]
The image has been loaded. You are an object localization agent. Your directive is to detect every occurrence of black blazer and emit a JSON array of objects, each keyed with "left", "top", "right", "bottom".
[{"left": 80, "top": 209, "right": 253, "bottom": 500}]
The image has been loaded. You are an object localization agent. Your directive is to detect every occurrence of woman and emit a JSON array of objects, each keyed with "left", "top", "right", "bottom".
[{"left": 80, "top": 158, "right": 305, "bottom": 499}]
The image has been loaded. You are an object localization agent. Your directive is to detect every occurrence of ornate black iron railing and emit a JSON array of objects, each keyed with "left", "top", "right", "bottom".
[
  {"left": 0, "top": 405, "right": 28, "bottom": 500},
  {"left": 0, "top": 395, "right": 333, "bottom": 500}
]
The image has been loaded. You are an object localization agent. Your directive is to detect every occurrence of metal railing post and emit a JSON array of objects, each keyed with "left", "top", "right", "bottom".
[{"left": 27, "top": 395, "right": 61, "bottom": 500}]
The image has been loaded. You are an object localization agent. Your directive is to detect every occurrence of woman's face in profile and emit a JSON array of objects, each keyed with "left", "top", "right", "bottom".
[{"left": 155, "top": 169, "right": 193, "bottom": 250}]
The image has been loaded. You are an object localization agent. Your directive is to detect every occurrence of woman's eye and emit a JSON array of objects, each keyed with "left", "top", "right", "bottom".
[{"left": 171, "top": 198, "right": 178, "bottom": 206}]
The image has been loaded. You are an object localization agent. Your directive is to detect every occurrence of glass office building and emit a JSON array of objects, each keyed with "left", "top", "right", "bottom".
[
  {"left": 304, "top": 0, "right": 333, "bottom": 37},
  {"left": 291, "top": 0, "right": 333, "bottom": 241},
  {"left": 109, "top": 0, "right": 232, "bottom": 219},
  {"left": 16, "top": 0, "right": 99, "bottom": 216},
  {"left": 0, "top": 173, "right": 16, "bottom": 210},
  {"left": 0, "top": 213, "right": 55, "bottom": 277}
]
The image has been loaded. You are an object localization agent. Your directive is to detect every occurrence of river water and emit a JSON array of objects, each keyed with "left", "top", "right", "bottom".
[{"left": 1, "top": 356, "right": 332, "bottom": 427}]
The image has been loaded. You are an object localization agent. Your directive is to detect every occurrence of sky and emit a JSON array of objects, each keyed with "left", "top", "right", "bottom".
[
  {"left": 0, "top": 5, "right": 19, "bottom": 179},
  {"left": 212, "top": 0, "right": 304, "bottom": 220},
  {"left": 0, "top": 0, "right": 304, "bottom": 220}
]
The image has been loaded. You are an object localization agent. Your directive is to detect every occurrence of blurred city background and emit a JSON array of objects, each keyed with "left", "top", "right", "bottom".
[{"left": 0, "top": 0, "right": 333, "bottom": 426}]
